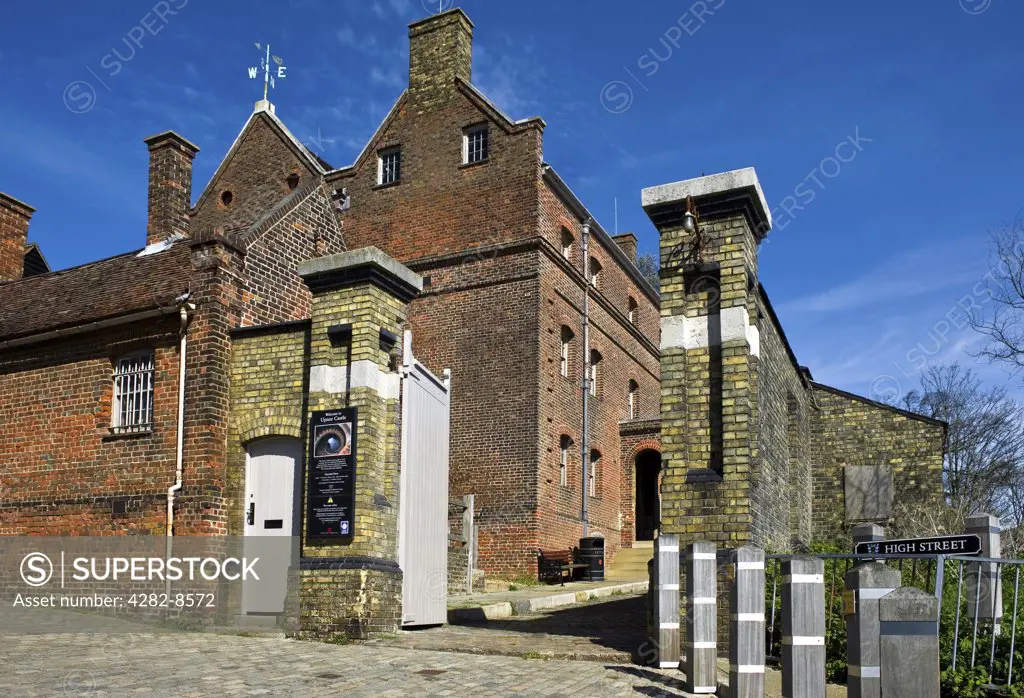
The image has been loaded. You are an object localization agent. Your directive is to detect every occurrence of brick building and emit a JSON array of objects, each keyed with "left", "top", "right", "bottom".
[{"left": 0, "top": 8, "right": 944, "bottom": 589}]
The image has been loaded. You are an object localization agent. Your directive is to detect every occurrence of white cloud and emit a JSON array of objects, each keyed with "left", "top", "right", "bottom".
[{"left": 370, "top": 66, "right": 404, "bottom": 90}]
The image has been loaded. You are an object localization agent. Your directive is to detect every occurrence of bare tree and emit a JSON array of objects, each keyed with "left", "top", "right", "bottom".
[
  {"left": 902, "top": 363, "right": 1024, "bottom": 524},
  {"left": 971, "top": 215, "right": 1024, "bottom": 375},
  {"left": 635, "top": 252, "right": 660, "bottom": 293}
]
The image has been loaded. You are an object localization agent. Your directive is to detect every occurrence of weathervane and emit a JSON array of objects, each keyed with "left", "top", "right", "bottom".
[{"left": 249, "top": 43, "right": 287, "bottom": 101}]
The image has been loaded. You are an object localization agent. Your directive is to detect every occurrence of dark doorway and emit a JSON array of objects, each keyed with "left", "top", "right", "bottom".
[{"left": 635, "top": 449, "right": 662, "bottom": 541}]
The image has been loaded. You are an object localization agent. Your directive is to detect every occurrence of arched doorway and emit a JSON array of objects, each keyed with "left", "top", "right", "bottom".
[{"left": 634, "top": 449, "right": 662, "bottom": 541}]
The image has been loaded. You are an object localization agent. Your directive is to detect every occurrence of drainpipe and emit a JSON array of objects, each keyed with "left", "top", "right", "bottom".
[
  {"left": 580, "top": 221, "right": 591, "bottom": 537},
  {"left": 166, "top": 295, "right": 194, "bottom": 575}
]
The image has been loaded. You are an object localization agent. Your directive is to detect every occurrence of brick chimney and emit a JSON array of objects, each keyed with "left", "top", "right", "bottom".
[
  {"left": 612, "top": 233, "right": 638, "bottom": 260},
  {"left": 143, "top": 131, "right": 199, "bottom": 246},
  {"left": 408, "top": 9, "right": 473, "bottom": 108},
  {"left": 0, "top": 192, "right": 34, "bottom": 282}
]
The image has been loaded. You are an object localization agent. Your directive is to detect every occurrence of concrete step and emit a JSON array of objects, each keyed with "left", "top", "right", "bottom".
[{"left": 607, "top": 545, "right": 654, "bottom": 581}]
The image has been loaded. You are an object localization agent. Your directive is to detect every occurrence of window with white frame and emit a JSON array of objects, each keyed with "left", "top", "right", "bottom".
[
  {"left": 589, "top": 257, "right": 602, "bottom": 287},
  {"left": 112, "top": 353, "right": 155, "bottom": 432},
  {"left": 589, "top": 349, "right": 602, "bottom": 397},
  {"left": 628, "top": 296, "right": 638, "bottom": 324},
  {"left": 561, "top": 228, "right": 574, "bottom": 260},
  {"left": 589, "top": 449, "right": 601, "bottom": 497},
  {"left": 559, "top": 435, "right": 573, "bottom": 487},
  {"left": 628, "top": 379, "right": 639, "bottom": 419},
  {"left": 463, "top": 124, "right": 489, "bottom": 164},
  {"left": 378, "top": 147, "right": 401, "bottom": 186},
  {"left": 560, "top": 326, "right": 574, "bottom": 378}
]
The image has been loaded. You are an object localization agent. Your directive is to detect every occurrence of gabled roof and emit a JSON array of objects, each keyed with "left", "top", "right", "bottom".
[
  {"left": 22, "top": 243, "right": 49, "bottom": 277},
  {"left": 192, "top": 101, "right": 327, "bottom": 214},
  {"left": 0, "top": 242, "right": 190, "bottom": 343},
  {"left": 325, "top": 91, "right": 408, "bottom": 179}
]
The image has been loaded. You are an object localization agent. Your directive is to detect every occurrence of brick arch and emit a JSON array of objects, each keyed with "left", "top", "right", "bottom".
[
  {"left": 235, "top": 411, "right": 303, "bottom": 446},
  {"left": 626, "top": 439, "right": 662, "bottom": 464}
]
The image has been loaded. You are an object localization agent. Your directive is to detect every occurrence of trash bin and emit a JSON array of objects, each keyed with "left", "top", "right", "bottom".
[{"left": 578, "top": 536, "right": 605, "bottom": 581}]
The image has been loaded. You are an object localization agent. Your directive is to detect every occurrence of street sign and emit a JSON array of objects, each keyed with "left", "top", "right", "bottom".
[{"left": 855, "top": 534, "right": 982, "bottom": 556}]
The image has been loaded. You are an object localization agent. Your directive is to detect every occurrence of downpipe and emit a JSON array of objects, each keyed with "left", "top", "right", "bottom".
[{"left": 166, "top": 295, "right": 194, "bottom": 597}]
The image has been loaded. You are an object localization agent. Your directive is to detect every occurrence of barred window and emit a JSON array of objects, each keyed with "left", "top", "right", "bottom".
[
  {"left": 463, "top": 125, "right": 489, "bottom": 164},
  {"left": 589, "top": 349, "right": 602, "bottom": 397},
  {"left": 628, "top": 379, "right": 639, "bottom": 419},
  {"left": 378, "top": 147, "right": 401, "bottom": 185},
  {"left": 589, "top": 449, "right": 601, "bottom": 497},
  {"left": 112, "top": 353, "right": 155, "bottom": 432}
]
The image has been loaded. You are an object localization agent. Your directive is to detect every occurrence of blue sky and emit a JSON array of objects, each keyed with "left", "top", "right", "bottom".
[{"left": 1, "top": 0, "right": 1022, "bottom": 403}]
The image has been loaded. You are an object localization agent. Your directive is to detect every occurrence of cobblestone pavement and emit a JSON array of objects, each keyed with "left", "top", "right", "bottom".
[
  {"left": 378, "top": 593, "right": 649, "bottom": 662},
  {"left": 0, "top": 632, "right": 702, "bottom": 697}
]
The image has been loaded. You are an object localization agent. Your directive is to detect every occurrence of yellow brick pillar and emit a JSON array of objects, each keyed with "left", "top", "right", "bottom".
[
  {"left": 642, "top": 169, "right": 771, "bottom": 548},
  {"left": 296, "top": 246, "right": 422, "bottom": 639}
]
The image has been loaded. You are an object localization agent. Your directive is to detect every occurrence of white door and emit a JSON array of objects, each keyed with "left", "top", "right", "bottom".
[
  {"left": 243, "top": 437, "right": 302, "bottom": 614},
  {"left": 399, "top": 331, "right": 451, "bottom": 626}
]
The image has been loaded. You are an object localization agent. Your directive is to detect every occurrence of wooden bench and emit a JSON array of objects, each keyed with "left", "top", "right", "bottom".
[{"left": 537, "top": 548, "right": 588, "bottom": 585}]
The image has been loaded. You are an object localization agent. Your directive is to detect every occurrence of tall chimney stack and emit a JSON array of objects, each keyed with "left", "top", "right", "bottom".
[
  {"left": 408, "top": 9, "right": 473, "bottom": 109},
  {"left": 0, "top": 192, "right": 34, "bottom": 282},
  {"left": 143, "top": 131, "right": 199, "bottom": 246}
]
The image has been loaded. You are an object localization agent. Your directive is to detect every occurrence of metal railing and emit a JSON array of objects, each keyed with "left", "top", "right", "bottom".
[{"left": 763, "top": 553, "right": 1024, "bottom": 691}]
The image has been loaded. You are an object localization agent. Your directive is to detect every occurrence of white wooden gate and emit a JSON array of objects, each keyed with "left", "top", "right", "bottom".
[{"left": 398, "top": 330, "right": 451, "bottom": 626}]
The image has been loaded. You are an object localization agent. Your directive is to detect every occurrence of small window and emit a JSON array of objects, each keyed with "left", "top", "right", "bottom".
[
  {"left": 589, "top": 257, "right": 602, "bottom": 287},
  {"left": 286, "top": 172, "right": 300, "bottom": 190},
  {"left": 219, "top": 190, "right": 233, "bottom": 207},
  {"left": 112, "top": 353, "right": 155, "bottom": 432},
  {"left": 628, "top": 379, "right": 639, "bottom": 419},
  {"left": 559, "top": 435, "right": 573, "bottom": 487},
  {"left": 561, "top": 228, "right": 574, "bottom": 260},
  {"left": 560, "top": 326, "right": 574, "bottom": 378},
  {"left": 378, "top": 147, "right": 401, "bottom": 186},
  {"left": 463, "top": 125, "right": 489, "bottom": 164},
  {"left": 589, "top": 349, "right": 602, "bottom": 397},
  {"left": 628, "top": 297, "right": 638, "bottom": 324},
  {"left": 589, "top": 450, "right": 601, "bottom": 497}
]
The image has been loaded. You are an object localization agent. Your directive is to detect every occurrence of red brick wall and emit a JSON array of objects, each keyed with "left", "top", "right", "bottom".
[
  {"left": 0, "top": 194, "right": 32, "bottom": 283},
  {"left": 0, "top": 318, "right": 180, "bottom": 535},
  {"left": 190, "top": 115, "right": 319, "bottom": 236}
]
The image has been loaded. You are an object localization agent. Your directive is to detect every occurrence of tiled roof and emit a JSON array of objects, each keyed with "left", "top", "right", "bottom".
[{"left": 0, "top": 241, "right": 191, "bottom": 342}]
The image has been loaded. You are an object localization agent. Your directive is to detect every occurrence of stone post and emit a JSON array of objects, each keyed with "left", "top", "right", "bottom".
[
  {"left": 844, "top": 562, "right": 901, "bottom": 698},
  {"left": 643, "top": 169, "right": 771, "bottom": 549},
  {"left": 650, "top": 533, "right": 681, "bottom": 669},
  {"left": 879, "top": 588, "right": 940, "bottom": 697},
  {"left": 781, "top": 556, "right": 825, "bottom": 698},
  {"left": 683, "top": 541, "right": 718, "bottom": 694},
  {"left": 297, "top": 247, "right": 422, "bottom": 639},
  {"left": 851, "top": 523, "right": 885, "bottom": 552},
  {"left": 728, "top": 546, "right": 765, "bottom": 698},
  {"left": 966, "top": 513, "right": 1002, "bottom": 629}
]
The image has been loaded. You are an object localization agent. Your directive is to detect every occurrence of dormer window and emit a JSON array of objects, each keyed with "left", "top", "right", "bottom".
[
  {"left": 378, "top": 146, "right": 401, "bottom": 186},
  {"left": 463, "top": 125, "right": 489, "bottom": 164}
]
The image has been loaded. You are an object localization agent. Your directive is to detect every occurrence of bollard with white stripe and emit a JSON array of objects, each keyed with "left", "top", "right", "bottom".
[
  {"left": 728, "top": 546, "right": 765, "bottom": 698},
  {"left": 844, "top": 562, "right": 900, "bottom": 698},
  {"left": 781, "top": 556, "right": 826, "bottom": 698},
  {"left": 966, "top": 513, "right": 1002, "bottom": 630},
  {"left": 651, "top": 533, "right": 681, "bottom": 669},
  {"left": 879, "top": 587, "right": 940, "bottom": 697},
  {"left": 683, "top": 541, "right": 718, "bottom": 694}
]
